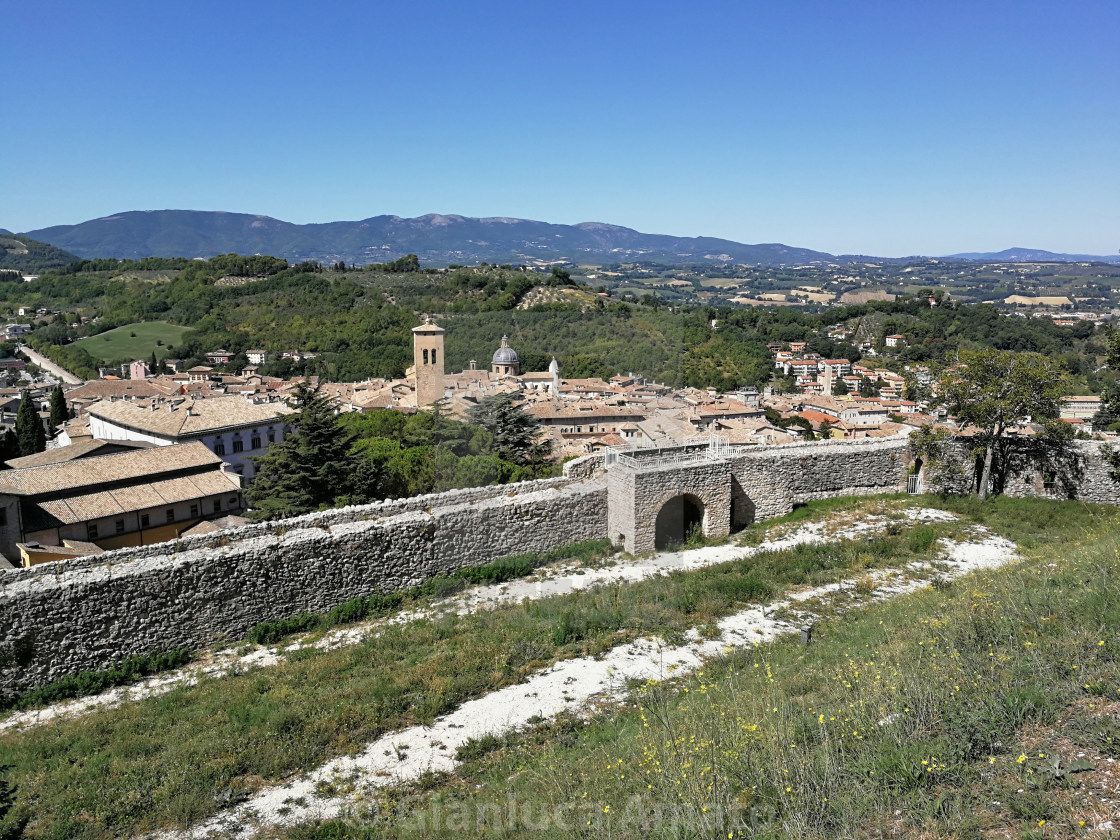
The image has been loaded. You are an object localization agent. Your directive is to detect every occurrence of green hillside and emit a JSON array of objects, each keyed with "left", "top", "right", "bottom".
[
  {"left": 75, "top": 321, "right": 192, "bottom": 362},
  {"left": 0, "top": 234, "right": 79, "bottom": 273}
]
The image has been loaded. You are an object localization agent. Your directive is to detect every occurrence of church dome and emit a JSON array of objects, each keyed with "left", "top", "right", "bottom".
[{"left": 492, "top": 335, "right": 519, "bottom": 365}]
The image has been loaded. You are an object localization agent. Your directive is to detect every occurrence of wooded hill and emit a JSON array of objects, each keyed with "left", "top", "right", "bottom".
[{"left": 4, "top": 255, "right": 1114, "bottom": 397}]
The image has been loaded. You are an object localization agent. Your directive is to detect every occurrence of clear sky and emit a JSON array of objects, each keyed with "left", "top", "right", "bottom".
[{"left": 5, "top": 0, "right": 1118, "bottom": 256}]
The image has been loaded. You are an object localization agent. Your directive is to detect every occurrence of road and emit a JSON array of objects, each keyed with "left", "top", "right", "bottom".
[{"left": 17, "top": 344, "right": 83, "bottom": 385}]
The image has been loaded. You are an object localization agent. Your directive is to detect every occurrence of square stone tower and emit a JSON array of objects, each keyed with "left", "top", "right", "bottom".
[{"left": 412, "top": 317, "right": 445, "bottom": 409}]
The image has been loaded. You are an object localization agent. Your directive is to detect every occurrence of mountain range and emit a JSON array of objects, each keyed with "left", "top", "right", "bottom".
[
  {"left": 17, "top": 210, "right": 1120, "bottom": 267},
  {"left": 943, "top": 247, "right": 1120, "bottom": 263}
]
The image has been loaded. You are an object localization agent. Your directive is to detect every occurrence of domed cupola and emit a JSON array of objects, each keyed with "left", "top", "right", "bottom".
[{"left": 491, "top": 335, "right": 520, "bottom": 376}]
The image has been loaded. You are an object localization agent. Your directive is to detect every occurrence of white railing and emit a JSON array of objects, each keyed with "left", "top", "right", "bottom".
[{"left": 606, "top": 434, "right": 751, "bottom": 471}]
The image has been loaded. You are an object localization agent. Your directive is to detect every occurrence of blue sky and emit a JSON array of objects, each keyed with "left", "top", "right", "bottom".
[{"left": 6, "top": 0, "right": 1118, "bottom": 256}]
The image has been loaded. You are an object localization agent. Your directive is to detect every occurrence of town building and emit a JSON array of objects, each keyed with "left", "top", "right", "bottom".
[
  {"left": 491, "top": 335, "right": 520, "bottom": 376},
  {"left": 0, "top": 442, "right": 243, "bottom": 565},
  {"left": 1061, "top": 396, "right": 1103, "bottom": 421},
  {"left": 86, "top": 395, "right": 293, "bottom": 477}
]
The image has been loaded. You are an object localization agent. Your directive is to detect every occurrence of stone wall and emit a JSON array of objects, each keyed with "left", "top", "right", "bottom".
[
  {"left": 609, "top": 460, "right": 732, "bottom": 554},
  {"left": 5, "top": 433, "right": 1120, "bottom": 699},
  {"left": 0, "top": 477, "right": 606, "bottom": 700},
  {"left": 729, "top": 435, "right": 912, "bottom": 520}
]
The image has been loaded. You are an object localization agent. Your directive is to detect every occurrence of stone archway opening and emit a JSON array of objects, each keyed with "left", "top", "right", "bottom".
[{"left": 654, "top": 494, "right": 705, "bottom": 550}]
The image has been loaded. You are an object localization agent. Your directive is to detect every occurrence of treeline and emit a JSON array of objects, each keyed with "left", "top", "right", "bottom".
[{"left": 246, "top": 388, "right": 557, "bottom": 519}]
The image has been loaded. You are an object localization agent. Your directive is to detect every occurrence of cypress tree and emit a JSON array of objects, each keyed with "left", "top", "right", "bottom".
[
  {"left": 49, "top": 385, "right": 69, "bottom": 430},
  {"left": 16, "top": 390, "right": 45, "bottom": 456}
]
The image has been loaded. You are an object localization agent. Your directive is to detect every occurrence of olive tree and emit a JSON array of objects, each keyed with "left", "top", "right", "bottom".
[{"left": 939, "top": 349, "right": 1069, "bottom": 500}]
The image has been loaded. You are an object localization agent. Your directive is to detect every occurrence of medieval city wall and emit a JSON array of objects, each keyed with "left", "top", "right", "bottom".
[
  {"left": 0, "top": 475, "right": 607, "bottom": 699},
  {"left": 728, "top": 435, "right": 913, "bottom": 519},
  {"left": 4, "top": 439, "right": 1120, "bottom": 698}
]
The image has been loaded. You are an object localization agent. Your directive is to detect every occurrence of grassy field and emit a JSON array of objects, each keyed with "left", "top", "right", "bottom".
[
  {"left": 274, "top": 497, "right": 1120, "bottom": 840},
  {"left": 75, "top": 321, "right": 192, "bottom": 362},
  {"left": 1, "top": 497, "right": 1117, "bottom": 839}
]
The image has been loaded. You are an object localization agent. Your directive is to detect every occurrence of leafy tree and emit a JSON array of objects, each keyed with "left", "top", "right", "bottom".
[
  {"left": 858, "top": 377, "right": 879, "bottom": 397},
  {"left": 467, "top": 393, "right": 548, "bottom": 464},
  {"left": 246, "top": 384, "right": 362, "bottom": 518},
  {"left": 15, "top": 390, "right": 44, "bottom": 456},
  {"left": 48, "top": 385, "right": 69, "bottom": 430},
  {"left": 939, "top": 349, "right": 1069, "bottom": 500}
]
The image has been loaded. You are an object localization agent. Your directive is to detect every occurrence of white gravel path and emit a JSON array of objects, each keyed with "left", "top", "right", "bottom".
[{"left": 151, "top": 520, "right": 1018, "bottom": 839}]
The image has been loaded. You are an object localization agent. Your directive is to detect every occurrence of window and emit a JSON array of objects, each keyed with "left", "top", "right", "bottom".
[
  {"left": 86, "top": 523, "right": 98, "bottom": 540},
  {"left": 115, "top": 519, "right": 125, "bottom": 535},
  {"left": 213, "top": 499, "right": 222, "bottom": 513},
  {"left": 215, "top": 442, "right": 226, "bottom": 456},
  {"left": 190, "top": 504, "right": 199, "bottom": 518},
  {"left": 431, "top": 349, "right": 437, "bottom": 365},
  {"left": 423, "top": 349, "right": 429, "bottom": 364},
  {"left": 267, "top": 433, "right": 275, "bottom": 443},
  {"left": 251, "top": 436, "right": 261, "bottom": 450},
  {"left": 166, "top": 509, "right": 175, "bottom": 523},
  {"left": 140, "top": 513, "right": 150, "bottom": 528},
  {"left": 0, "top": 508, "right": 6, "bottom": 526},
  {"left": 232, "top": 440, "right": 244, "bottom": 453},
  {"left": 229, "top": 496, "right": 239, "bottom": 506}
]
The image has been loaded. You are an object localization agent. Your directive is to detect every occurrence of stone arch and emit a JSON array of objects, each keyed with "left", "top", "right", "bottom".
[{"left": 654, "top": 493, "right": 705, "bottom": 549}]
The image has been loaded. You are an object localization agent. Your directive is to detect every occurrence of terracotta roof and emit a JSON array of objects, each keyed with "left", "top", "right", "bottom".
[
  {"left": 26, "top": 470, "right": 240, "bottom": 528},
  {"left": 64, "top": 380, "right": 173, "bottom": 402},
  {"left": 5, "top": 438, "right": 154, "bottom": 469},
  {"left": 88, "top": 396, "right": 293, "bottom": 438},
  {"left": 0, "top": 442, "right": 221, "bottom": 497},
  {"left": 529, "top": 402, "right": 645, "bottom": 421},
  {"left": 799, "top": 409, "right": 838, "bottom": 426}
]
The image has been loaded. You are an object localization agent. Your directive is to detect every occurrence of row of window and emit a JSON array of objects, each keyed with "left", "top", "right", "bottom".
[
  {"left": 214, "top": 433, "right": 271, "bottom": 457},
  {"left": 84, "top": 496, "right": 239, "bottom": 540},
  {"left": 422, "top": 348, "right": 438, "bottom": 365}
]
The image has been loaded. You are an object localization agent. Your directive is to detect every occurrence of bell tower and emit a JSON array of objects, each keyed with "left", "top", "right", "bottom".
[{"left": 412, "top": 317, "right": 445, "bottom": 409}]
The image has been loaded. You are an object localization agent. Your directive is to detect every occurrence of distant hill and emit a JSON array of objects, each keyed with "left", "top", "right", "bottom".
[
  {"left": 21, "top": 210, "right": 1120, "bottom": 267},
  {"left": 945, "top": 247, "right": 1120, "bottom": 264},
  {"left": 23, "top": 210, "right": 837, "bottom": 267},
  {"left": 0, "top": 234, "right": 80, "bottom": 272}
]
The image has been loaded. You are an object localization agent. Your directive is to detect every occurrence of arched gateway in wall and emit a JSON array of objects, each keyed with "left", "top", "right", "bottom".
[
  {"left": 606, "top": 449, "right": 735, "bottom": 554},
  {"left": 654, "top": 493, "right": 705, "bottom": 549},
  {"left": 604, "top": 435, "right": 915, "bottom": 555}
]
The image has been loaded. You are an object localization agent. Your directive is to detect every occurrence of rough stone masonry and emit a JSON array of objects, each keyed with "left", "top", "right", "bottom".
[{"left": 2, "top": 435, "right": 1118, "bottom": 699}]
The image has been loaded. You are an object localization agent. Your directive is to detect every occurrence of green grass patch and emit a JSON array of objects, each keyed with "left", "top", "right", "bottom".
[{"left": 76, "top": 320, "right": 191, "bottom": 361}]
